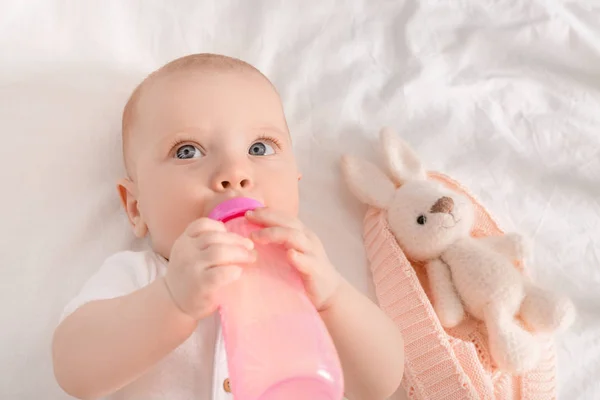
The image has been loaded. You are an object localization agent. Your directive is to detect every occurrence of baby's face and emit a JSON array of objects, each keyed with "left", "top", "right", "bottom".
[{"left": 126, "top": 69, "right": 300, "bottom": 258}]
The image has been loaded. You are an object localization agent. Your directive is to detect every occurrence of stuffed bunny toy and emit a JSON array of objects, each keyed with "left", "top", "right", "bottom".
[{"left": 342, "top": 127, "right": 575, "bottom": 374}]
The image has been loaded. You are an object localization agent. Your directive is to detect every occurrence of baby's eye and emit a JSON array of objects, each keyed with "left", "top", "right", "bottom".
[
  {"left": 248, "top": 140, "right": 275, "bottom": 156},
  {"left": 175, "top": 144, "right": 203, "bottom": 160}
]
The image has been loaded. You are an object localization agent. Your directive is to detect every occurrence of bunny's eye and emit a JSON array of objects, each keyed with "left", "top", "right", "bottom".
[{"left": 417, "top": 215, "right": 427, "bottom": 225}]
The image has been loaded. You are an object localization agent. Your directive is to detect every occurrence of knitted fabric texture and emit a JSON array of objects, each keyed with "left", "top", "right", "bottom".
[{"left": 364, "top": 173, "right": 556, "bottom": 400}]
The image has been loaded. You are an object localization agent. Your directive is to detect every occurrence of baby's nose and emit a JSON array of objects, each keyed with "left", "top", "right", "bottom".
[
  {"left": 430, "top": 196, "right": 454, "bottom": 214},
  {"left": 219, "top": 178, "right": 251, "bottom": 190}
]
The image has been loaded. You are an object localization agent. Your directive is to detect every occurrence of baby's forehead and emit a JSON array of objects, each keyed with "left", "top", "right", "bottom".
[
  {"left": 135, "top": 68, "right": 282, "bottom": 134},
  {"left": 122, "top": 55, "right": 283, "bottom": 175},
  {"left": 124, "top": 54, "right": 272, "bottom": 130},
  {"left": 134, "top": 64, "right": 278, "bottom": 123}
]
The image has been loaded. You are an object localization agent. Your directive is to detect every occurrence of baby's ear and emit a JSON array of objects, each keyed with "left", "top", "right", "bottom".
[
  {"left": 341, "top": 155, "right": 395, "bottom": 209},
  {"left": 117, "top": 178, "right": 148, "bottom": 238},
  {"left": 380, "top": 127, "right": 426, "bottom": 184}
]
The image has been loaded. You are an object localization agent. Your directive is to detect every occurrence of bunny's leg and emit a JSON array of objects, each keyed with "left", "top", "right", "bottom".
[
  {"left": 426, "top": 259, "right": 465, "bottom": 328},
  {"left": 483, "top": 296, "right": 541, "bottom": 373},
  {"left": 519, "top": 284, "right": 576, "bottom": 333}
]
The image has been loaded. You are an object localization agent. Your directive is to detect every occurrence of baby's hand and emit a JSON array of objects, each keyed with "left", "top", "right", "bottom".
[
  {"left": 246, "top": 208, "right": 343, "bottom": 311},
  {"left": 164, "top": 218, "right": 256, "bottom": 320}
]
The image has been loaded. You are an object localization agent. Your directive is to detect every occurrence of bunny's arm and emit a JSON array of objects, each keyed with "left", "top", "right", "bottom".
[
  {"left": 476, "top": 233, "right": 529, "bottom": 261},
  {"left": 426, "top": 259, "right": 465, "bottom": 328}
]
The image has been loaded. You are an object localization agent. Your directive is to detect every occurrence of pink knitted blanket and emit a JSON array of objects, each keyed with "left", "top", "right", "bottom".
[{"left": 364, "top": 172, "right": 556, "bottom": 400}]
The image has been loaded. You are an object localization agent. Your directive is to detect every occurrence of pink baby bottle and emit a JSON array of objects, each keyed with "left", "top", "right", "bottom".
[{"left": 209, "top": 197, "right": 344, "bottom": 400}]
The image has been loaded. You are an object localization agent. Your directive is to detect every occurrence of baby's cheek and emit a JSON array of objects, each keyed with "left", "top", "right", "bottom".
[
  {"left": 149, "top": 209, "right": 197, "bottom": 260},
  {"left": 145, "top": 208, "right": 182, "bottom": 259},
  {"left": 144, "top": 183, "right": 207, "bottom": 258},
  {"left": 271, "top": 176, "right": 300, "bottom": 216}
]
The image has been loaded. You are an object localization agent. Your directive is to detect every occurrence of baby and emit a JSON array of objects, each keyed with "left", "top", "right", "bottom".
[{"left": 52, "top": 54, "right": 404, "bottom": 400}]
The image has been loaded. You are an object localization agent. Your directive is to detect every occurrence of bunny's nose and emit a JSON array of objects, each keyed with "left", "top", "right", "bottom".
[{"left": 430, "top": 196, "right": 454, "bottom": 214}]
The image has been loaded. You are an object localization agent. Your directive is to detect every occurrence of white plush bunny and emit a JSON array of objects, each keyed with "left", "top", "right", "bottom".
[{"left": 342, "top": 127, "right": 575, "bottom": 373}]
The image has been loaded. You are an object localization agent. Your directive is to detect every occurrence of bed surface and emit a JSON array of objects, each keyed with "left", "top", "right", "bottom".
[{"left": 1, "top": 1, "right": 599, "bottom": 399}]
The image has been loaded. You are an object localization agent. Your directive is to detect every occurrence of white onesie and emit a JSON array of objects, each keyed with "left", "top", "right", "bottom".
[{"left": 60, "top": 250, "right": 232, "bottom": 400}]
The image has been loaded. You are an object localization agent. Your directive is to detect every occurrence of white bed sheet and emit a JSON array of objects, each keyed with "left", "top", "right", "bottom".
[{"left": 1, "top": 1, "right": 599, "bottom": 399}]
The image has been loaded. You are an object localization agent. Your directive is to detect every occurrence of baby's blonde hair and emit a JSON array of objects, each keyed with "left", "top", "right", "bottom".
[{"left": 121, "top": 53, "right": 268, "bottom": 176}]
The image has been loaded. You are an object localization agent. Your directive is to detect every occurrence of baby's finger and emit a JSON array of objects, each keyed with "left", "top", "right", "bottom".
[
  {"left": 201, "top": 243, "right": 257, "bottom": 268},
  {"left": 186, "top": 218, "right": 226, "bottom": 237},
  {"left": 202, "top": 265, "right": 243, "bottom": 290},
  {"left": 251, "top": 227, "right": 310, "bottom": 252},
  {"left": 195, "top": 231, "right": 254, "bottom": 251},
  {"left": 287, "top": 249, "right": 313, "bottom": 275},
  {"left": 245, "top": 207, "right": 304, "bottom": 230}
]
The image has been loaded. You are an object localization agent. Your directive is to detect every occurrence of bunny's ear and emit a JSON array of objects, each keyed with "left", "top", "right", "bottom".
[
  {"left": 341, "top": 154, "right": 395, "bottom": 209},
  {"left": 380, "top": 127, "right": 427, "bottom": 184}
]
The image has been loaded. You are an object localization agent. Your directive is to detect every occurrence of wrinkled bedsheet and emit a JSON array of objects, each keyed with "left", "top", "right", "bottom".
[{"left": 1, "top": 1, "right": 599, "bottom": 399}]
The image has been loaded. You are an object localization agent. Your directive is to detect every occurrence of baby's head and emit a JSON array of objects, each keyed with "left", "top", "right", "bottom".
[{"left": 118, "top": 54, "right": 301, "bottom": 259}]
